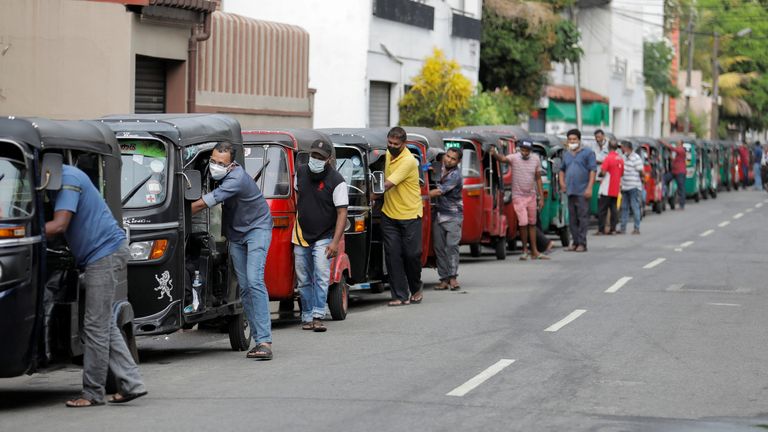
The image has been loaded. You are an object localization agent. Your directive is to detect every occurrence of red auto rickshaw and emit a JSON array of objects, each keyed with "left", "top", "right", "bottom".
[
  {"left": 631, "top": 137, "right": 666, "bottom": 213},
  {"left": 440, "top": 131, "right": 508, "bottom": 260},
  {"left": 241, "top": 129, "right": 352, "bottom": 320}
]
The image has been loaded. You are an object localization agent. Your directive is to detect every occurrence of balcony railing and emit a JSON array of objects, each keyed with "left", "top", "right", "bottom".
[{"left": 373, "top": 0, "right": 434, "bottom": 30}]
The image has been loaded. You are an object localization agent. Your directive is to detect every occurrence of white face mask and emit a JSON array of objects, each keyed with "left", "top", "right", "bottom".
[
  {"left": 569, "top": 143, "right": 580, "bottom": 151},
  {"left": 308, "top": 157, "right": 326, "bottom": 174},
  {"left": 209, "top": 163, "right": 229, "bottom": 180}
]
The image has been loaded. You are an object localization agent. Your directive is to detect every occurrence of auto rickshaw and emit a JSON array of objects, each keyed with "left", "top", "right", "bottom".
[
  {"left": 698, "top": 140, "right": 719, "bottom": 199},
  {"left": 441, "top": 131, "right": 508, "bottom": 260},
  {"left": 663, "top": 136, "right": 702, "bottom": 203},
  {"left": 715, "top": 140, "right": 732, "bottom": 191},
  {"left": 101, "top": 114, "right": 250, "bottom": 351},
  {"left": 240, "top": 129, "right": 351, "bottom": 320},
  {"left": 631, "top": 137, "right": 666, "bottom": 213},
  {"left": 529, "top": 133, "right": 570, "bottom": 246},
  {"left": 1, "top": 117, "right": 136, "bottom": 378}
]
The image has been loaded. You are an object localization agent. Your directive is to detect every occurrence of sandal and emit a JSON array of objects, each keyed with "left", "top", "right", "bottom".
[
  {"left": 388, "top": 300, "right": 410, "bottom": 307},
  {"left": 246, "top": 343, "right": 273, "bottom": 360},
  {"left": 107, "top": 391, "right": 147, "bottom": 404},
  {"left": 566, "top": 245, "right": 578, "bottom": 252},
  {"left": 531, "top": 254, "right": 550, "bottom": 260},
  {"left": 519, "top": 252, "right": 529, "bottom": 261},
  {"left": 410, "top": 291, "right": 423, "bottom": 304},
  {"left": 312, "top": 319, "right": 327, "bottom": 333},
  {"left": 301, "top": 322, "right": 314, "bottom": 330},
  {"left": 65, "top": 397, "right": 104, "bottom": 408},
  {"left": 450, "top": 284, "right": 461, "bottom": 291},
  {"left": 433, "top": 282, "right": 449, "bottom": 291}
]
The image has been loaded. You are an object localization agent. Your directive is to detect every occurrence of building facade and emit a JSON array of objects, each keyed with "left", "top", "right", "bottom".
[{"left": 223, "top": 0, "right": 483, "bottom": 128}]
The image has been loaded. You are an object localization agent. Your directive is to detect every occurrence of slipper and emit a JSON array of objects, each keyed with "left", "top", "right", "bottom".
[
  {"left": 519, "top": 253, "right": 529, "bottom": 261},
  {"left": 388, "top": 300, "right": 410, "bottom": 307},
  {"left": 66, "top": 397, "right": 105, "bottom": 408},
  {"left": 301, "top": 322, "right": 314, "bottom": 330},
  {"left": 107, "top": 391, "right": 147, "bottom": 404},
  {"left": 531, "top": 254, "right": 550, "bottom": 260},
  {"left": 246, "top": 343, "right": 273, "bottom": 360},
  {"left": 433, "top": 284, "right": 449, "bottom": 291},
  {"left": 410, "top": 291, "right": 423, "bottom": 304},
  {"left": 450, "top": 284, "right": 461, "bottom": 291},
  {"left": 312, "top": 319, "right": 327, "bottom": 333}
]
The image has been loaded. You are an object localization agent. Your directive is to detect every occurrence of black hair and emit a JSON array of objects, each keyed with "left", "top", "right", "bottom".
[
  {"left": 566, "top": 129, "right": 581, "bottom": 140},
  {"left": 213, "top": 141, "right": 236, "bottom": 163},
  {"left": 446, "top": 147, "right": 463, "bottom": 160},
  {"left": 594, "top": 129, "right": 605, "bottom": 136},
  {"left": 387, "top": 127, "right": 407, "bottom": 143}
]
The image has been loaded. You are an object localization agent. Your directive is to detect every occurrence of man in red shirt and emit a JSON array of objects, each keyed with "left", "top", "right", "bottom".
[
  {"left": 738, "top": 143, "right": 751, "bottom": 188},
  {"left": 597, "top": 141, "right": 624, "bottom": 234},
  {"left": 662, "top": 139, "right": 687, "bottom": 210}
]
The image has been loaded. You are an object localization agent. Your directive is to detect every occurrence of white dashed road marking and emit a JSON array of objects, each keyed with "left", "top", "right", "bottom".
[
  {"left": 746, "top": 208, "right": 753, "bottom": 213},
  {"left": 446, "top": 359, "right": 516, "bottom": 397},
  {"left": 680, "top": 241, "right": 694, "bottom": 248},
  {"left": 718, "top": 221, "right": 731, "bottom": 227},
  {"left": 643, "top": 258, "right": 666, "bottom": 269},
  {"left": 700, "top": 229, "right": 715, "bottom": 237},
  {"left": 545, "top": 309, "right": 587, "bottom": 332},
  {"left": 734, "top": 213, "right": 744, "bottom": 219},
  {"left": 605, "top": 276, "right": 633, "bottom": 294},
  {"left": 707, "top": 303, "right": 741, "bottom": 307},
  {"left": 757, "top": 202, "right": 764, "bottom": 208}
]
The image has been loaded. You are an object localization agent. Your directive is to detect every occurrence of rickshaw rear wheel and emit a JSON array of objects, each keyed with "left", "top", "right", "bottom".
[
  {"left": 559, "top": 226, "right": 570, "bottom": 248},
  {"left": 694, "top": 192, "right": 700, "bottom": 203},
  {"left": 469, "top": 244, "right": 481, "bottom": 257},
  {"left": 710, "top": 188, "right": 717, "bottom": 199},
  {"left": 652, "top": 201, "right": 662, "bottom": 214},
  {"left": 278, "top": 299, "right": 295, "bottom": 313},
  {"left": 494, "top": 237, "right": 507, "bottom": 260},
  {"left": 328, "top": 274, "right": 349, "bottom": 321},
  {"left": 227, "top": 313, "right": 251, "bottom": 351}
]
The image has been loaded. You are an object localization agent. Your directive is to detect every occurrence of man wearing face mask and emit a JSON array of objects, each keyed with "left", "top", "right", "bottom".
[
  {"left": 191, "top": 142, "right": 274, "bottom": 360},
  {"left": 661, "top": 139, "right": 686, "bottom": 210},
  {"left": 560, "top": 129, "right": 597, "bottom": 252},
  {"left": 375, "top": 127, "right": 423, "bottom": 306},
  {"left": 293, "top": 139, "right": 348, "bottom": 332},
  {"left": 429, "top": 147, "right": 464, "bottom": 290}
]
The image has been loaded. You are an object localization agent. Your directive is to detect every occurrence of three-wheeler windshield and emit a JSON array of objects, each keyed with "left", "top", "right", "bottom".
[
  {"left": 0, "top": 146, "right": 33, "bottom": 220},
  {"left": 243, "top": 145, "right": 291, "bottom": 198},
  {"left": 120, "top": 139, "right": 169, "bottom": 208}
]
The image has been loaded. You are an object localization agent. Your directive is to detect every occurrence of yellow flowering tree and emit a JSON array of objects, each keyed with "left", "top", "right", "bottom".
[{"left": 399, "top": 48, "right": 473, "bottom": 130}]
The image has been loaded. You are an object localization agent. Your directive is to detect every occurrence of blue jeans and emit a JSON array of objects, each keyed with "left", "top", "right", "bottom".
[
  {"left": 664, "top": 172, "right": 686, "bottom": 209},
  {"left": 229, "top": 229, "right": 272, "bottom": 344},
  {"left": 620, "top": 188, "right": 642, "bottom": 231},
  {"left": 753, "top": 163, "right": 762, "bottom": 190},
  {"left": 294, "top": 238, "right": 332, "bottom": 323}
]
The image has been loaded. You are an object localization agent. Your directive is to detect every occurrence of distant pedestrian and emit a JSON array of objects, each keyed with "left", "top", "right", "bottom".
[
  {"left": 491, "top": 140, "right": 549, "bottom": 260},
  {"left": 662, "top": 139, "right": 686, "bottom": 210},
  {"left": 619, "top": 141, "right": 644, "bottom": 234},
  {"left": 596, "top": 140, "right": 624, "bottom": 235},
  {"left": 560, "top": 129, "right": 597, "bottom": 252},
  {"left": 192, "top": 142, "right": 274, "bottom": 360},
  {"left": 293, "top": 139, "right": 348, "bottom": 332},
  {"left": 739, "top": 142, "right": 750, "bottom": 188},
  {"left": 429, "top": 147, "right": 464, "bottom": 291},
  {"left": 593, "top": 129, "right": 610, "bottom": 164},
  {"left": 377, "top": 127, "right": 423, "bottom": 306},
  {"left": 46, "top": 165, "right": 146, "bottom": 407},
  {"left": 761, "top": 143, "right": 768, "bottom": 191},
  {"left": 753, "top": 142, "right": 763, "bottom": 190}
]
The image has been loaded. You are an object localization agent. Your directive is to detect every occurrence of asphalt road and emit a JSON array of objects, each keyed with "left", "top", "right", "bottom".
[{"left": 2, "top": 189, "right": 768, "bottom": 432}]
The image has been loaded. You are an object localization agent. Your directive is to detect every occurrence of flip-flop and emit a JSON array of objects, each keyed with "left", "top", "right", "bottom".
[
  {"left": 450, "top": 285, "right": 461, "bottom": 291},
  {"left": 107, "top": 391, "right": 147, "bottom": 404},
  {"left": 65, "top": 398, "right": 105, "bottom": 408},
  {"left": 410, "top": 291, "right": 423, "bottom": 304},
  {"left": 433, "top": 284, "right": 449, "bottom": 291},
  {"left": 246, "top": 343, "right": 273, "bottom": 360},
  {"left": 388, "top": 300, "right": 410, "bottom": 307},
  {"left": 519, "top": 253, "right": 529, "bottom": 261},
  {"left": 312, "top": 320, "right": 327, "bottom": 332},
  {"left": 532, "top": 254, "right": 550, "bottom": 260}
]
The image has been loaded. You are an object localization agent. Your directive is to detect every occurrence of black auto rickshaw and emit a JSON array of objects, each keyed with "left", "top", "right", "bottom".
[
  {"left": 100, "top": 114, "right": 250, "bottom": 351},
  {"left": 1, "top": 116, "right": 135, "bottom": 377}
]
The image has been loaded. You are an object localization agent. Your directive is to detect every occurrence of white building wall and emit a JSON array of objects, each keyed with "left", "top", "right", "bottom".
[
  {"left": 222, "top": 0, "right": 371, "bottom": 128},
  {"left": 223, "top": 0, "right": 481, "bottom": 128}
]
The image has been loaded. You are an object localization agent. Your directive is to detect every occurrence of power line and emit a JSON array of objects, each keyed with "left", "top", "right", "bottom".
[{"left": 612, "top": 9, "right": 768, "bottom": 39}]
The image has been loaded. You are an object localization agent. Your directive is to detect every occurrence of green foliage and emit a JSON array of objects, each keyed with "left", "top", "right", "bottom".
[
  {"left": 399, "top": 48, "right": 473, "bottom": 130},
  {"left": 463, "top": 87, "right": 531, "bottom": 126},
  {"left": 689, "top": 110, "right": 707, "bottom": 138},
  {"left": 551, "top": 20, "right": 583, "bottom": 64},
  {"left": 644, "top": 40, "right": 680, "bottom": 98}
]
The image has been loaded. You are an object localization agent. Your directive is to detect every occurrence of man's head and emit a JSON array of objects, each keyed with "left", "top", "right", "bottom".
[
  {"left": 211, "top": 141, "right": 236, "bottom": 166},
  {"left": 309, "top": 139, "right": 332, "bottom": 162},
  {"left": 567, "top": 129, "right": 581, "bottom": 151},
  {"left": 594, "top": 129, "right": 605, "bottom": 143},
  {"left": 608, "top": 140, "right": 619, "bottom": 152},
  {"left": 387, "top": 127, "right": 407, "bottom": 157},
  {"left": 443, "top": 147, "right": 462, "bottom": 170},
  {"left": 621, "top": 140, "right": 633, "bottom": 155},
  {"left": 518, "top": 140, "right": 533, "bottom": 159}
]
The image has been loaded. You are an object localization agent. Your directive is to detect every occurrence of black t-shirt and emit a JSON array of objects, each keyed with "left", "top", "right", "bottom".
[{"left": 293, "top": 165, "right": 348, "bottom": 245}]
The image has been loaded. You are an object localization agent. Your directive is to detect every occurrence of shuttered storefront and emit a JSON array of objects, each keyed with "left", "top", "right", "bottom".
[
  {"left": 369, "top": 81, "right": 391, "bottom": 127},
  {"left": 135, "top": 55, "right": 166, "bottom": 113}
]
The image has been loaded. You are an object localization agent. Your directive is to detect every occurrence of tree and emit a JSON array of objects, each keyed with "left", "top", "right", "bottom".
[
  {"left": 399, "top": 48, "right": 473, "bottom": 130},
  {"left": 643, "top": 40, "right": 680, "bottom": 98}
]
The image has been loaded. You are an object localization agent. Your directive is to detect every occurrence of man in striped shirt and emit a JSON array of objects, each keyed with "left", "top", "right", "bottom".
[{"left": 619, "top": 141, "right": 644, "bottom": 234}]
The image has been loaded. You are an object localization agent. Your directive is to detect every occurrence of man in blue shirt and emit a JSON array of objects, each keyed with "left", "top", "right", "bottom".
[
  {"left": 46, "top": 165, "right": 146, "bottom": 407},
  {"left": 559, "top": 129, "right": 597, "bottom": 252},
  {"left": 191, "top": 142, "right": 274, "bottom": 360},
  {"left": 753, "top": 142, "right": 763, "bottom": 191}
]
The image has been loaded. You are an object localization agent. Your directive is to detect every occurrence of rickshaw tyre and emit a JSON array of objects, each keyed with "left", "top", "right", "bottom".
[
  {"left": 227, "top": 313, "right": 251, "bottom": 352},
  {"left": 328, "top": 274, "right": 349, "bottom": 321},
  {"left": 559, "top": 227, "right": 570, "bottom": 248},
  {"left": 469, "top": 244, "right": 481, "bottom": 257},
  {"left": 278, "top": 299, "right": 295, "bottom": 313},
  {"left": 710, "top": 188, "right": 717, "bottom": 199},
  {"left": 507, "top": 238, "right": 518, "bottom": 252},
  {"left": 694, "top": 192, "right": 700, "bottom": 203},
  {"left": 494, "top": 237, "right": 507, "bottom": 261}
]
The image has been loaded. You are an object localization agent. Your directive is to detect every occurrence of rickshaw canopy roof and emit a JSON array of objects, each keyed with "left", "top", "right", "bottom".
[
  {"left": 320, "top": 128, "right": 390, "bottom": 166},
  {"left": 242, "top": 128, "right": 333, "bottom": 154},
  {"left": 454, "top": 125, "right": 531, "bottom": 142},
  {"left": 629, "top": 136, "right": 662, "bottom": 150},
  {"left": 530, "top": 133, "right": 565, "bottom": 155},
  {"left": 441, "top": 130, "right": 497, "bottom": 152},
  {"left": 100, "top": 114, "right": 242, "bottom": 147},
  {"left": 0, "top": 116, "right": 119, "bottom": 156},
  {"left": 405, "top": 127, "right": 445, "bottom": 150}
]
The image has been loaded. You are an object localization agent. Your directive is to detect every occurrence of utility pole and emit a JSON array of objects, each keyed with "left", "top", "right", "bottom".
[
  {"left": 710, "top": 31, "right": 719, "bottom": 140},
  {"left": 683, "top": 13, "right": 694, "bottom": 134},
  {"left": 570, "top": 6, "right": 583, "bottom": 131}
]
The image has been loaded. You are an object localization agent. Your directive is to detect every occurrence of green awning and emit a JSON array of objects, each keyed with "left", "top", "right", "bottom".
[{"left": 547, "top": 101, "right": 609, "bottom": 126}]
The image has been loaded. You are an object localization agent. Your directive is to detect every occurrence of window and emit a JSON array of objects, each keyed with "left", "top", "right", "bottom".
[
  {"left": 243, "top": 146, "right": 290, "bottom": 198},
  {"left": 335, "top": 146, "right": 368, "bottom": 207},
  {"left": 120, "top": 139, "right": 169, "bottom": 208},
  {"left": 0, "top": 145, "right": 33, "bottom": 220},
  {"left": 461, "top": 148, "right": 480, "bottom": 178}
]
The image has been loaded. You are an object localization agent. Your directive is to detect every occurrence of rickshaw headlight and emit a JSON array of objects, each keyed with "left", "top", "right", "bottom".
[{"left": 129, "top": 241, "right": 153, "bottom": 261}]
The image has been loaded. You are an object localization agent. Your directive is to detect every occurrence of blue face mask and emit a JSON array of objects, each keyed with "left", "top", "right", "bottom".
[{"left": 308, "top": 157, "right": 326, "bottom": 174}]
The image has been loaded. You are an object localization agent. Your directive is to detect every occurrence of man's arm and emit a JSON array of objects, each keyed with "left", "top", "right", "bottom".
[
  {"left": 191, "top": 199, "right": 208, "bottom": 215},
  {"left": 535, "top": 170, "right": 544, "bottom": 209},
  {"left": 326, "top": 207, "right": 348, "bottom": 258},
  {"left": 489, "top": 147, "right": 510, "bottom": 164},
  {"left": 45, "top": 210, "right": 73, "bottom": 238},
  {"left": 585, "top": 170, "right": 596, "bottom": 199},
  {"left": 193, "top": 175, "right": 238, "bottom": 214}
]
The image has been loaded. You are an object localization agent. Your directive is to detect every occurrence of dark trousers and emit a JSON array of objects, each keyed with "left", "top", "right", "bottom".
[
  {"left": 567, "top": 195, "right": 590, "bottom": 248},
  {"left": 382, "top": 215, "right": 423, "bottom": 301},
  {"left": 597, "top": 195, "right": 619, "bottom": 233},
  {"left": 664, "top": 172, "right": 686, "bottom": 209},
  {"left": 742, "top": 164, "right": 750, "bottom": 187}
]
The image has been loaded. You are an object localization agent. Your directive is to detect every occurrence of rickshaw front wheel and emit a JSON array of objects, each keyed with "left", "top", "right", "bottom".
[
  {"left": 227, "top": 313, "right": 251, "bottom": 351},
  {"left": 494, "top": 237, "right": 507, "bottom": 260},
  {"left": 559, "top": 226, "right": 570, "bottom": 248},
  {"left": 328, "top": 274, "right": 349, "bottom": 321},
  {"left": 469, "top": 244, "right": 481, "bottom": 257}
]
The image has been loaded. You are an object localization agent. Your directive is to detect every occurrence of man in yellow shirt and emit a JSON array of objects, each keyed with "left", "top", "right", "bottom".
[{"left": 380, "top": 127, "right": 423, "bottom": 306}]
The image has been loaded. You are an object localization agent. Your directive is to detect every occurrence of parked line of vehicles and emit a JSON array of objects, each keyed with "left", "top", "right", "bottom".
[{"left": 0, "top": 114, "right": 755, "bottom": 380}]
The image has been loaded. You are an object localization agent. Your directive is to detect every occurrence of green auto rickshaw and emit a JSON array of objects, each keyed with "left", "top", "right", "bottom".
[
  {"left": 664, "top": 136, "right": 702, "bottom": 203},
  {"left": 530, "top": 133, "right": 569, "bottom": 247}
]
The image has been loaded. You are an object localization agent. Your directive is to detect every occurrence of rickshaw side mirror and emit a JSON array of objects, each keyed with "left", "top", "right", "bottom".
[
  {"left": 38, "top": 153, "right": 63, "bottom": 191},
  {"left": 184, "top": 169, "right": 202, "bottom": 201},
  {"left": 371, "top": 171, "right": 385, "bottom": 195}
]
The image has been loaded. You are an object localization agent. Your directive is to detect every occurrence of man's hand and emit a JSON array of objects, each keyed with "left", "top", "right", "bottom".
[
  {"left": 325, "top": 240, "right": 339, "bottom": 259},
  {"left": 584, "top": 188, "right": 593, "bottom": 199},
  {"left": 538, "top": 196, "right": 545, "bottom": 210}
]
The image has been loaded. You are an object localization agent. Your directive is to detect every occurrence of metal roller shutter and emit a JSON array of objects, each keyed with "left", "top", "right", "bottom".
[
  {"left": 369, "top": 81, "right": 391, "bottom": 127},
  {"left": 135, "top": 55, "right": 166, "bottom": 114}
]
